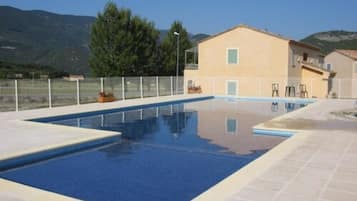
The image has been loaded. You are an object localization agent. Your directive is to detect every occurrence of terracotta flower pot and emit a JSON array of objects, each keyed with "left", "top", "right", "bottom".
[
  {"left": 97, "top": 96, "right": 116, "bottom": 103},
  {"left": 188, "top": 87, "right": 202, "bottom": 94}
]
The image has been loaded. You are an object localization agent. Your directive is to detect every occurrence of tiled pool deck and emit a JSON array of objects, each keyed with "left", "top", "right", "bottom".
[{"left": 0, "top": 96, "right": 356, "bottom": 201}]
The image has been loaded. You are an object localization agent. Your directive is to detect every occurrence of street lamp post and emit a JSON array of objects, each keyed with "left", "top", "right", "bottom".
[{"left": 174, "top": 31, "right": 180, "bottom": 95}]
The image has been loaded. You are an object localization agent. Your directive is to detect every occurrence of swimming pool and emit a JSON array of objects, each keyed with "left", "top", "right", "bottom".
[{"left": 0, "top": 98, "right": 308, "bottom": 201}]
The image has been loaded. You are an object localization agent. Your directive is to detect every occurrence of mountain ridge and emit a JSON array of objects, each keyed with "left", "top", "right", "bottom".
[
  {"left": 0, "top": 5, "right": 95, "bottom": 74},
  {"left": 0, "top": 6, "right": 209, "bottom": 75},
  {"left": 300, "top": 30, "right": 357, "bottom": 54}
]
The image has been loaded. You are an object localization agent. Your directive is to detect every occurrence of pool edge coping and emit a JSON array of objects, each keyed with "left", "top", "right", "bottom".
[{"left": 0, "top": 178, "right": 81, "bottom": 201}]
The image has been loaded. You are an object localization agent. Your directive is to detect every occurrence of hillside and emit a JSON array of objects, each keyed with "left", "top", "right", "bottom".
[
  {"left": 301, "top": 31, "right": 357, "bottom": 54},
  {"left": 0, "top": 60, "right": 67, "bottom": 79},
  {"left": 0, "top": 6, "right": 95, "bottom": 75},
  {"left": 0, "top": 6, "right": 210, "bottom": 75},
  {"left": 191, "top": 33, "right": 210, "bottom": 44}
]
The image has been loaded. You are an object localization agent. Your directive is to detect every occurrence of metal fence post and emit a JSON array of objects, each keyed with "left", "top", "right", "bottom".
[
  {"left": 140, "top": 76, "right": 143, "bottom": 99},
  {"left": 76, "top": 79, "right": 80, "bottom": 105},
  {"left": 122, "top": 77, "right": 125, "bottom": 100},
  {"left": 183, "top": 77, "right": 186, "bottom": 95},
  {"left": 338, "top": 79, "right": 341, "bottom": 99},
  {"left": 48, "top": 79, "right": 52, "bottom": 108},
  {"left": 100, "top": 77, "right": 104, "bottom": 93},
  {"left": 14, "top": 80, "right": 18, "bottom": 112},
  {"left": 156, "top": 76, "right": 159, "bottom": 97},
  {"left": 170, "top": 76, "right": 173, "bottom": 96},
  {"left": 175, "top": 76, "right": 178, "bottom": 95}
]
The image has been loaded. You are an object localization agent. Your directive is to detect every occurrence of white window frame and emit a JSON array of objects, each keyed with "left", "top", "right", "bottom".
[
  {"left": 354, "top": 63, "right": 357, "bottom": 74},
  {"left": 226, "top": 48, "right": 239, "bottom": 65},
  {"left": 225, "top": 80, "right": 239, "bottom": 96}
]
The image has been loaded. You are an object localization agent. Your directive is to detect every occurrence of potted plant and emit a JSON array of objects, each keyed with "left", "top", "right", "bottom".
[
  {"left": 98, "top": 92, "right": 116, "bottom": 103},
  {"left": 188, "top": 86, "right": 202, "bottom": 94}
]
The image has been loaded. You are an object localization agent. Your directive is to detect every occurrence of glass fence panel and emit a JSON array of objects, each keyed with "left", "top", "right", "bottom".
[
  {"left": 103, "top": 77, "right": 122, "bottom": 100},
  {"left": 0, "top": 80, "right": 15, "bottom": 112},
  {"left": 125, "top": 77, "right": 141, "bottom": 99},
  {"left": 159, "top": 76, "right": 171, "bottom": 96},
  {"left": 18, "top": 79, "right": 48, "bottom": 110},
  {"left": 51, "top": 79, "right": 77, "bottom": 107},
  {"left": 143, "top": 76, "right": 157, "bottom": 97},
  {"left": 80, "top": 78, "right": 101, "bottom": 104},
  {"left": 172, "top": 76, "right": 184, "bottom": 95}
]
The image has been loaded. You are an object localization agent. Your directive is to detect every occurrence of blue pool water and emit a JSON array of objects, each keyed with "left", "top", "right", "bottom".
[{"left": 0, "top": 98, "right": 308, "bottom": 201}]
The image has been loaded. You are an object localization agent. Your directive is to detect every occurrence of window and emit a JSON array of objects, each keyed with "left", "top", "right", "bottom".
[
  {"left": 303, "top": 53, "right": 308, "bottom": 62},
  {"left": 226, "top": 81, "right": 238, "bottom": 96},
  {"left": 227, "top": 48, "right": 239, "bottom": 64},
  {"left": 226, "top": 118, "right": 237, "bottom": 134},
  {"left": 326, "top": 63, "right": 332, "bottom": 71}
]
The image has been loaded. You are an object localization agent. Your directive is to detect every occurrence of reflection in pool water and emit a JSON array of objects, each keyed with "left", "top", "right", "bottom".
[{"left": 0, "top": 98, "right": 307, "bottom": 201}]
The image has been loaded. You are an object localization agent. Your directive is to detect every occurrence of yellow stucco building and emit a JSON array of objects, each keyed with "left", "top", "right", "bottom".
[
  {"left": 184, "top": 24, "right": 331, "bottom": 98},
  {"left": 324, "top": 49, "right": 357, "bottom": 98}
]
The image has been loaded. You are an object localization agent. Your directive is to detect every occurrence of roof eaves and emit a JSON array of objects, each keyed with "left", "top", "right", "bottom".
[
  {"left": 289, "top": 40, "right": 321, "bottom": 51},
  {"left": 335, "top": 49, "right": 357, "bottom": 60},
  {"left": 197, "top": 24, "right": 291, "bottom": 44},
  {"left": 301, "top": 62, "right": 331, "bottom": 74},
  {"left": 197, "top": 25, "right": 241, "bottom": 44}
]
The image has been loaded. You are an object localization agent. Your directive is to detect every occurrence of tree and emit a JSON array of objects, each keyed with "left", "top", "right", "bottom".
[
  {"left": 160, "top": 21, "right": 192, "bottom": 75},
  {"left": 128, "top": 16, "right": 160, "bottom": 76},
  {"left": 89, "top": 2, "right": 159, "bottom": 77}
]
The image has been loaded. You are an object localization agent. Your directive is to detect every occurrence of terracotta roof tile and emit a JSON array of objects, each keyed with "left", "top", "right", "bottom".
[{"left": 336, "top": 49, "right": 357, "bottom": 60}]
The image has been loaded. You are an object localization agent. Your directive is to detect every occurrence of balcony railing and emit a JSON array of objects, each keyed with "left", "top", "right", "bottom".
[
  {"left": 185, "top": 47, "right": 198, "bottom": 70},
  {"left": 185, "top": 64, "right": 198, "bottom": 70}
]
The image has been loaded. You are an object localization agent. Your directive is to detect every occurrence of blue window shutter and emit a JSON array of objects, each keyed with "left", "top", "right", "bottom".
[
  {"left": 227, "top": 81, "right": 237, "bottom": 96},
  {"left": 226, "top": 119, "right": 237, "bottom": 134},
  {"left": 228, "top": 49, "right": 238, "bottom": 64}
]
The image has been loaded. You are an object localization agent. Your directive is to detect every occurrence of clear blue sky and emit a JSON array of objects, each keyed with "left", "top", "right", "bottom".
[{"left": 0, "top": 0, "right": 356, "bottom": 39}]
